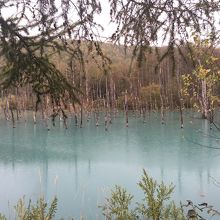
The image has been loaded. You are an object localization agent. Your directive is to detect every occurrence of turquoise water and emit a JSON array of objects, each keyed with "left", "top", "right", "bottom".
[{"left": 0, "top": 111, "right": 220, "bottom": 219}]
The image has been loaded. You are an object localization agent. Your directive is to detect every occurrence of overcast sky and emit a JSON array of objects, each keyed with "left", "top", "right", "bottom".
[
  {"left": 1, "top": 0, "right": 116, "bottom": 41},
  {"left": 95, "top": 0, "right": 117, "bottom": 40},
  {"left": 3, "top": 0, "right": 219, "bottom": 45}
]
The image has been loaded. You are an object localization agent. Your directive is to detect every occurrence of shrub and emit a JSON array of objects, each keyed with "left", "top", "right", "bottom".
[
  {"left": 100, "top": 169, "right": 186, "bottom": 220},
  {"left": 14, "top": 196, "right": 57, "bottom": 220}
]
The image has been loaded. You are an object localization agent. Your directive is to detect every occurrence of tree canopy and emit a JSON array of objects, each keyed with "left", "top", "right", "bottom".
[
  {"left": 110, "top": 0, "right": 220, "bottom": 68},
  {"left": 0, "top": 0, "right": 106, "bottom": 111}
]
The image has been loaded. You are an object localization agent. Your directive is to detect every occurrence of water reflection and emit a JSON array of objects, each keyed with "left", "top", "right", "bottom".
[{"left": 0, "top": 112, "right": 220, "bottom": 219}]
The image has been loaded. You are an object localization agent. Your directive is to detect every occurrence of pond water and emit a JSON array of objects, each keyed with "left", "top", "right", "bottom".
[{"left": 0, "top": 111, "right": 220, "bottom": 219}]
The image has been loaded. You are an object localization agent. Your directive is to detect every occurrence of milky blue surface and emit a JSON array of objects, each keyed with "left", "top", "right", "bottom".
[{"left": 0, "top": 111, "right": 220, "bottom": 219}]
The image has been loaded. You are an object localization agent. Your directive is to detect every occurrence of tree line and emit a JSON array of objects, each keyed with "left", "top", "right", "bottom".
[{"left": 0, "top": 0, "right": 220, "bottom": 128}]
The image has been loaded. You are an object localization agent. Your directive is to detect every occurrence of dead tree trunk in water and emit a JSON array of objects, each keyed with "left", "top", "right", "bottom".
[
  {"left": 80, "top": 106, "right": 83, "bottom": 128},
  {"left": 9, "top": 95, "right": 16, "bottom": 128},
  {"left": 3, "top": 94, "right": 10, "bottom": 121},
  {"left": 159, "top": 67, "right": 165, "bottom": 124},
  {"left": 176, "top": 68, "right": 184, "bottom": 128},
  {"left": 15, "top": 88, "right": 20, "bottom": 121},
  {"left": 9, "top": 107, "right": 15, "bottom": 128},
  {"left": 61, "top": 109, "right": 68, "bottom": 129},
  {"left": 125, "top": 90, "right": 128, "bottom": 127},
  {"left": 200, "top": 80, "right": 209, "bottom": 119},
  {"left": 104, "top": 113, "right": 108, "bottom": 131},
  {"left": 43, "top": 96, "right": 50, "bottom": 130},
  {"left": 95, "top": 111, "right": 99, "bottom": 126}
]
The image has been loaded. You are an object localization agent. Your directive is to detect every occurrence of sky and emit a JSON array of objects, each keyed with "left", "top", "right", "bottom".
[
  {"left": 1, "top": 0, "right": 220, "bottom": 46},
  {"left": 95, "top": 0, "right": 117, "bottom": 40},
  {"left": 1, "top": 0, "right": 116, "bottom": 41}
]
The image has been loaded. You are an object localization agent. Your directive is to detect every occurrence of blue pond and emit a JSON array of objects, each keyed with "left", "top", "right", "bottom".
[{"left": 0, "top": 111, "right": 220, "bottom": 219}]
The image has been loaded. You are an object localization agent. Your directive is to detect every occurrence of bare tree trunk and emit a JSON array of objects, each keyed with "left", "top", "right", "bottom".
[
  {"left": 9, "top": 98, "right": 15, "bottom": 128},
  {"left": 201, "top": 80, "right": 208, "bottom": 119},
  {"left": 80, "top": 106, "right": 83, "bottom": 128},
  {"left": 33, "top": 110, "right": 37, "bottom": 124},
  {"left": 105, "top": 76, "right": 109, "bottom": 109},
  {"left": 10, "top": 108, "right": 15, "bottom": 128},
  {"left": 143, "top": 106, "right": 146, "bottom": 123},
  {"left": 179, "top": 98, "right": 184, "bottom": 129},
  {"left": 75, "top": 112, "right": 78, "bottom": 126},
  {"left": 15, "top": 88, "right": 20, "bottom": 121},
  {"left": 159, "top": 67, "right": 165, "bottom": 124},
  {"left": 32, "top": 94, "right": 37, "bottom": 124},
  {"left": 125, "top": 90, "right": 128, "bottom": 127},
  {"left": 43, "top": 98, "right": 50, "bottom": 130},
  {"left": 95, "top": 111, "right": 99, "bottom": 127},
  {"left": 176, "top": 72, "right": 184, "bottom": 128},
  {"left": 63, "top": 117, "right": 68, "bottom": 129},
  {"left": 85, "top": 70, "right": 89, "bottom": 103},
  {"left": 104, "top": 113, "right": 108, "bottom": 131},
  {"left": 4, "top": 95, "right": 10, "bottom": 121}
]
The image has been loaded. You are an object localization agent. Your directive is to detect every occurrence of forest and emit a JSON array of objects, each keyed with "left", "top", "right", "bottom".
[
  {"left": 0, "top": 0, "right": 220, "bottom": 129},
  {"left": 1, "top": 32, "right": 220, "bottom": 129}
]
